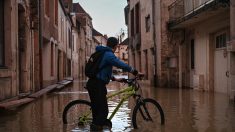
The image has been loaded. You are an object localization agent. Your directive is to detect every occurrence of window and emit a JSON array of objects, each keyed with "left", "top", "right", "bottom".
[
  {"left": 51, "top": 43, "right": 54, "bottom": 76},
  {"left": 0, "top": 0, "right": 4, "bottom": 66},
  {"left": 216, "top": 33, "right": 227, "bottom": 49},
  {"left": 67, "top": 59, "right": 71, "bottom": 76},
  {"left": 131, "top": 9, "right": 134, "bottom": 36},
  {"left": 145, "top": 14, "right": 150, "bottom": 32},
  {"left": 54, "top": 0, "right": 58, "bottom": 25},
  {"left": 135, "top": 3, "right": 140, "bottom": 34},
  {"left": 72, "top": 35, "right": 74, "bottom": 51},
  {"left": 45, "top": 0, "right": 49, "bottom": 17},
  {"left": 191, "top": 39, "right": 195, "bottom": 69},
  {"left": 61, "top": 18, "right": 64, "bottom": 42},
  {"left": 68, "top": 29, "right": 72, "bottom": 49}
]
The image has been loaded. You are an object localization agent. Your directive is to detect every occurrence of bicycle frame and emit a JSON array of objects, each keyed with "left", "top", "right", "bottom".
[
  {"left": 78, "top": 85, "right": 137, "bottom": 124},
  {"left": 107, "top": 85, "right": 136, "bottom": 120}
]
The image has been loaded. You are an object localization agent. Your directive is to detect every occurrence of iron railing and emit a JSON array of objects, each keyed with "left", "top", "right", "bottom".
[{"left": 168, "top": 0, "right": 229, "bottom": 22}]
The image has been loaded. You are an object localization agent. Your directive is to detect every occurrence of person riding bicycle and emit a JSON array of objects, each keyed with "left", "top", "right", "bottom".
[{"left": 86, "top": 37, "right": 138, "bottom": 131}]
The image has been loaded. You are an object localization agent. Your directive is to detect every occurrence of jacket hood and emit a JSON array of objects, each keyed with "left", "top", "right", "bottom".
[{"left": 96, "top": 46, "right": 113, "bottom": 52}]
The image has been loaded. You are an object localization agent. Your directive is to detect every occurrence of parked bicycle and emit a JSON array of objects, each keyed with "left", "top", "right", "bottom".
[{"left": 62, "top": 75, "right": 165, "bottom": 129}]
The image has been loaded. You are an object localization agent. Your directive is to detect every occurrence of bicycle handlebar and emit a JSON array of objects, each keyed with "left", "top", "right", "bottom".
[{"left": 119, "top": 73, "right": 144, "bottom": 85}]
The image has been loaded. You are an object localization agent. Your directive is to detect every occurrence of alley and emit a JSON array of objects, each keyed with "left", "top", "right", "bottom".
[{"left": 0, "top": 79, "right": 234, "bottom": 132}]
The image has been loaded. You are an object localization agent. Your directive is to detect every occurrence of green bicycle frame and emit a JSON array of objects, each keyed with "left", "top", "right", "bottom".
[
  {"left": 78, "top": 85, "right": 136, "bottom": 123},
  {"left": 107, "top": 85, "right": 136, "bottom": 120}
]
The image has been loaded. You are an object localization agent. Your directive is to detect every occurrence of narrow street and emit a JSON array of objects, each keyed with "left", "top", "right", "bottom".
[{"left": 0, "top": 79, "right": 234, "bottom": 132}]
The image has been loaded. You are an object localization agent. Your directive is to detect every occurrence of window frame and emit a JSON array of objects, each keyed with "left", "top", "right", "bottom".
[
  {"left": 215, "top": 32, "right": 227, "bottom": 50},
  {"left": 135, "top": 3, "right": 140, "bottom": 34},
  {"left": 145, "top": 14, "right": 150, "bottom": 32},
  {"left": 51, "top": 42, "right": 54, "bottom": 76},
  {"left": 130, "top": 8, "right": 134, "bottom": 37}
]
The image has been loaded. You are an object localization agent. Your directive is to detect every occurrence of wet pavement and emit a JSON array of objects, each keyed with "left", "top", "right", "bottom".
[{"left": 0, "top": 79, "right": 235, "bottom": 132}]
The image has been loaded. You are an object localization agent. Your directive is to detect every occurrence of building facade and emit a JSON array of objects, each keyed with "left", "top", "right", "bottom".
[
  {"left": 0, "top": 0, "right": 88, "bottom": 102},
  {"left": 0, "top": 0, "right": 40, "bottom": 100},
  {"left": 115, "top": 38, "right": 129, "bottom": 64},
  {"left": 126, "top": 0, "right": 234, "bottom": 100},
  {"left": 125, "top": 0, "right": 177, "bottom": 87},
  {"left": 92, "top": 28, "right": 108, "bottom": 46},
  {"left": 168, "top": 0, "right": 234, "bottom": 99},
  {"left": 73, "top": 3, "right": 95, "bottom": 63},
  {"left": 41, "top": 0, "right": 59, "bottom": 87}
]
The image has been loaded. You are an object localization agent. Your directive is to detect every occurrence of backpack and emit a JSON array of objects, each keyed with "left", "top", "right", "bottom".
[{"left": 85, "top": 50, "right": 107, "bottom": 78}]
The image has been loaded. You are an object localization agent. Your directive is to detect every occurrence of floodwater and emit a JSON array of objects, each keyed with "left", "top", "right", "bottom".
[{"left": 0, "top": 79, "right": 235, "bottom": 132}]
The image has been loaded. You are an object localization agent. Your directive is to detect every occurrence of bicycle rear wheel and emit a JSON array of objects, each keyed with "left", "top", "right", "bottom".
[
  {"left": 62, "top": 100, "right": 92, "bottom": 126},
  {"left": 132, "top": 98, "right": 165, "bottom": 129}
]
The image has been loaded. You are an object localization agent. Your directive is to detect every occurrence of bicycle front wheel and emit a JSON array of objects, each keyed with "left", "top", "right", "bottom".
[
  {"left": 62, "top": 100, "right": 92, "bottom": 126},
  {"left": 132, "top": 98, "right": 165, "bottom": 129}
]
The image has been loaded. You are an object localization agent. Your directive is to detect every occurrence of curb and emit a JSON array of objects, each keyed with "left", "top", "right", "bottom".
[{"left": 0, "top": 79, "right": 73, "bottom": 110}]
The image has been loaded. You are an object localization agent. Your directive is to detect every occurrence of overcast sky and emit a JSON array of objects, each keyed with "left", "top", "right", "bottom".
[{"left": 73, "top": 0, "right": 128, "bottom": 38}]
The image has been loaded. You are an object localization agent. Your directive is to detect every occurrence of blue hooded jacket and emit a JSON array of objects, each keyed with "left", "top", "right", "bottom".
[{"left": 95, "top": 46, "right": 133, "bottom": 84}]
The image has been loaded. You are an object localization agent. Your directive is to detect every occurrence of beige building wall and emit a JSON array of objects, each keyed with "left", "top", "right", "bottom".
[
  {"left": 78, "top": 27, "right": 86, "bottom": 79},
  {"left": 115, "top": 44, "right": 128, "bottom": 64},
  {"left": 0, "top": 0, "right": 18, "bottom": 100},
  {"left": 128, "top": 0, "right": 154, "bottom": 85},
  {"left": 71, "top": 14, "right": 83, "bottom": 79},
  {"left": 185, "top": 13, "right": 229, "bottom": 90},
  {"left": 169, "top": 0, "right": 234, "bottom": 99},
  {"left": 85, "top": 18, "right": 94, "bottom": 61},
  {"left": 0, "top": 0, "right": 37, "bottom": 100},
  {"left": 58, "top": 1, "right": 73, "bottom": 80},
  {"left": 94, "top": 36, "right": 107, "bottom": 46},
  {"left": 58, "top": 2, "right": 67, "bottom": 81},
  {"left": 128, "top": 0, "right": 177, "bottom": 86},
  {"left": 229, "top": 1, "right": 235, "bottom": 100},
  {"left": 41, "top": 0, "right": 59, "bottom": 87}
]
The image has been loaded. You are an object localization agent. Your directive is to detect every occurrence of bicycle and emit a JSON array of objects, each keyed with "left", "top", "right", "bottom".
[{"left": 62, "top": 75, "right": 165, "bottom": 129}]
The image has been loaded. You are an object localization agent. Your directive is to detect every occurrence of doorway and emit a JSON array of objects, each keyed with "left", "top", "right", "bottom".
[
  {"left": 214, "top": 32, "right": 229, "bottom": 94},
  {"left": 18, "top": 4, "right": 27, "bottom": 93}
]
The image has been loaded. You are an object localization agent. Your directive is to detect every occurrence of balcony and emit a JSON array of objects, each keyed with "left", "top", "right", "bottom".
[{"left": 168, "top": 0, "right": 230, "bottom": 29}]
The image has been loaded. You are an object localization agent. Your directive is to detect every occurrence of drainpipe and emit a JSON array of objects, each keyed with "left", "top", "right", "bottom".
[
  {"left": 38, "top": 0, "right": 43, "bottom": 88},
  {"left": 152, "top": 0, "right": 158, "bottom": 87}
]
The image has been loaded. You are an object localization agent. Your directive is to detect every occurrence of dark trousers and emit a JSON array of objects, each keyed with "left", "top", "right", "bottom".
[{"left": 87, "top": 78, "right": 108, "bottom": 126}]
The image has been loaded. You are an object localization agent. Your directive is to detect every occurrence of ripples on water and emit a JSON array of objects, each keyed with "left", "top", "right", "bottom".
[{"left": 0, "top": 81, "right": 235, "bottom": 132}]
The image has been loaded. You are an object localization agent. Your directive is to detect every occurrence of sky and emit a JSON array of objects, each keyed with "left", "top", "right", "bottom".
[{"left": 73, "top": 0, "right": 128, "bottom": 38}]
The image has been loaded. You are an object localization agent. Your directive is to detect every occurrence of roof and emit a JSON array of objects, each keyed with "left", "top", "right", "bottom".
[
  {"left": 93, "top": 36, "right": 100, "bottom": 44},
  {"left": 73, "top": 3, "right": 92, "bottom": 20},
  {"left": 119, "top": 38, "right": 129, "bottom": 45},
  {"left": 92, "top": 28, "right": 103, "bottom": 36}
]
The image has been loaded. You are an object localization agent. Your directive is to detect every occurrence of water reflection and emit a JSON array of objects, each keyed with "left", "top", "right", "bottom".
[{"left": 0, "top": 80, "right": 234, "bottom": 132}]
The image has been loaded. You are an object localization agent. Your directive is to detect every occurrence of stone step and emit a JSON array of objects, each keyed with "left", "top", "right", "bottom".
[
  {"left": 28, "top": 84, "right": 58, "bottom": 98},
  {"left": 0, "top": 79, "right": 73, "bottom": 110},
  {"left": 0, "top": 98, "right": 34, "bottom": 110}
]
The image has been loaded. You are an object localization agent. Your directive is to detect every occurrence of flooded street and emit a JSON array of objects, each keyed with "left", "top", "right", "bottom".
[{"left": 0, "top": 79, "right": 235, "bottom": 132}]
